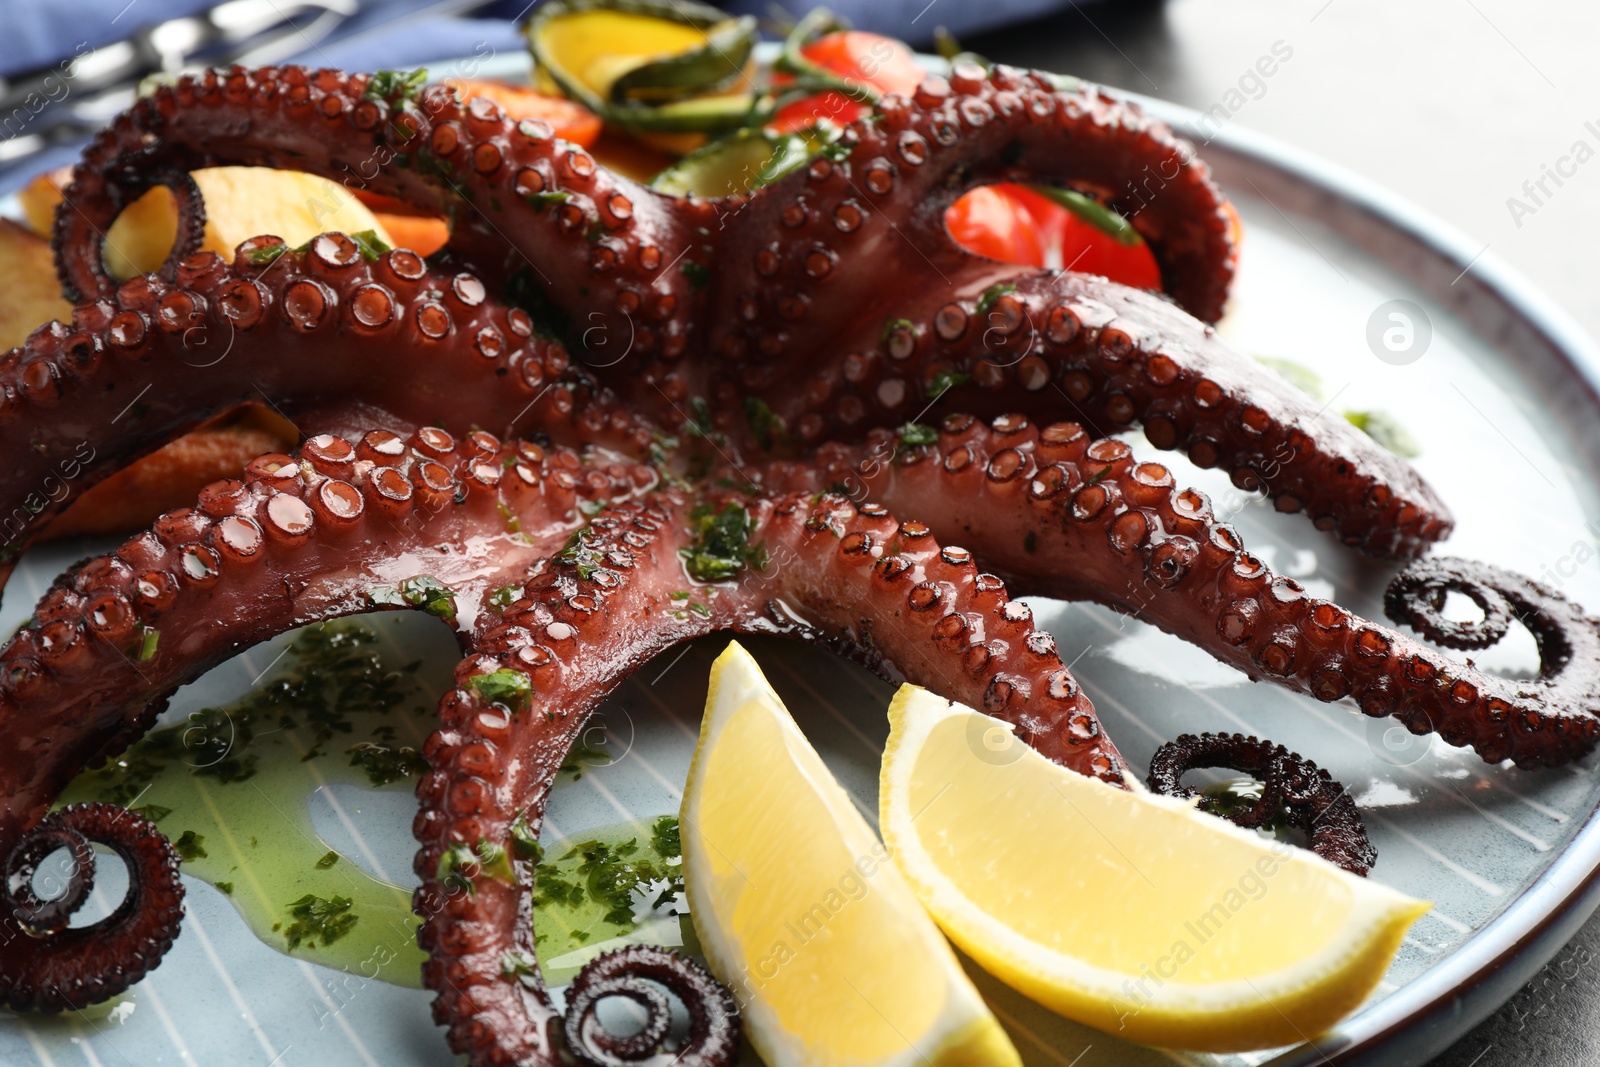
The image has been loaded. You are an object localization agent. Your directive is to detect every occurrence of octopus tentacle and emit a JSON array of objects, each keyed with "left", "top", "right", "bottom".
[
  {"left": 53, "top": 67, "right": 714, "bottom": 364},
  {"left": 0, "top": 803, "right": 184, "bottom": 1012},
  {"left": 1385, "top": 557, "right": 1527, "bottom": 651},
  {"left": 416, "top": 493, "right": 725, "bottom": 1066},
  {"left": 742, "top": 266, "right": 1450, "bottom": 559},
  {"left": 732, "top": 488, "right": 1129, "bottom": 780},
  {"left": 1384, "top": 556, "right": 1600, "bottom": 709},
  {"left": 790, "top": 416, "right": 1595, "bottom": 767},
  {"left": 563, "top": 947, "right": 739, "bottom": 1067},
  {"left": 1147, "top": 732, "right": 1377, "bottom": 876},
  {"left": 0, "top": 236, "right": 655, "bottom": 582}
]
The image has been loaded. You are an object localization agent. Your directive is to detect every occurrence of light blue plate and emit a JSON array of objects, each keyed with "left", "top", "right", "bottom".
[{"left": 4, "top": 48, "right": 1600, "bottom": 1067}]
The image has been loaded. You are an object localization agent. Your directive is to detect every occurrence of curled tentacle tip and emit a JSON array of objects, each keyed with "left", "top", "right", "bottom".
[
  {"left": 1148, "top": 732, "right": 1376, "bottom": 876},
  {"left": 563, "top": 945, "right": 740, "bottom": 1067},
  {"left": 0, "top": 803, "right": 184, "bottom": 1013},
  {"left": 1384, "top": 557, "right": 1518, "bottom": 651},
  {"left": 1383, "top": 556, "right": 1600, "bottom": 766}
]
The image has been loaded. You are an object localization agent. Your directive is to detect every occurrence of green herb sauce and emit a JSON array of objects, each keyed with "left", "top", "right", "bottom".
[{"left": 59, "top": 620, "right": 689, "bottom": 990}]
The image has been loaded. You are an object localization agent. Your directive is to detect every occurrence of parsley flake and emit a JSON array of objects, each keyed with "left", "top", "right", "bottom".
[
  {"left": 467, "top": 669, "right": 532, "bottom": 712},
  {"left": 283, "top": 893, "right": 359, "bottom": 950},
  {"left": 681, "top": 504, "right": 767, "bottom": 582}
]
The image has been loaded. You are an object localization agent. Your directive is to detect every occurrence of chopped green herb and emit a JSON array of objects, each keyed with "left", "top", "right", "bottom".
[
  {"left": 1085, "top": 465, "right": 1114, "bottom": 487},
  {"left": 810, "top": 136, "right": 849, "bottom": 162},
  {"left": 509, "top": 812, "right": 542, "bottom": 862},
  {"left": 564, "top": 837, "right": 680, "bottom": 927},
  {"left": 925, "top": 371, "right": 970, "bottom": 400},
  {"left": 349, "top": 229, "right": 392, "bottom": 262},
  {"left": 437, "top": 842, "right": 479, "bottom": 895},
  {"left": 175, "top": 830, "right": 207, "bottom": 861},
  {"left": 489, "top": 585, "right": 522, "bottom": 611},
  {"left": 578, "top": 497, "right": 605, "bottom": 517},
  {"left": 743, "top": 396, "right": 786, "bottom": 450},
  {"left": 437, "top": 838, "right": 515, "bottom": 895},
  {"left": 975, "top": 281, "right": 1018, "bottom": 317},
  {"left": 881, "top": 316, "right": 916, "bottom": 344},
  {"left": 282, "top": 893, "right": 359, "bottom": 950},
  {"left": 1344, "top": 409, "right": 1420, "bottom": 458},
  {"left": 899, "top": 421, "right": 939, "bottom": 447},
  {"left": 683, "top": 396, "right": 715, "bottom": 439},
  {"left": 475, "top": 839, "right": 516, "bottom": 884},
  {"left": 162, "top": 705, "right": 257, "bottom": 783},
  {"left": 556, "top": 527, "right": 604, "bottom": 580},
  {"left": 523, "top": 190, "right": 570, "bottom": 212},
  {"left": 244, "top": 242, "right": 288, "bottom": 265},
  {"left": 562, "top": 740, "right": 614, "bottom": 777},
  {"left": 497, "top": 499, "right": 522, "bottom": 533},
  {"left": 651, "top": 816, "right": 681, "bottom": 859},
  {"left": 315, "top": 851, "right": 340, "bottom": 870},
  {"left": 681, "top": 261, "right": 710, "bottom": 291},
  {"left": 669, "top": 590, "right": 691, "bottom": 600},
  {"left": 215, "top": 881, "right": 234, "bottom": 895},
  {"left": 135, "top": 626, "right": 160, "bottom": 662},
  {"left": 403, "top": 575, "right": 456, "bottom": 620},
  {"left": 346, "top": 741, "right": 427, "bottom": 787},
  {"left": 91, "top": 755, "right": 163, "bottom": 806},
  {"left": 131, "top": 803, "right": 172, "bottom": 823},
  {"left": 688, "top": 601, "right": 713, "bottom": 618},
  {"left": 648, "top": 431, "right": 681, "bottom": 470},
  {"left": 370, "top": 575, "right": 458, "bottom": 620},
  {"left": 534, "top": 867, "right": 585, "bottom": 910},
  {"left": 467, "top": 669, "right": 532, "bottom": 712},
  {"left": 363, "top": 68, "right": 427, "bottom": 106},
  {"left": 681, "top": 503, "right": 767, "bottom": 582}
]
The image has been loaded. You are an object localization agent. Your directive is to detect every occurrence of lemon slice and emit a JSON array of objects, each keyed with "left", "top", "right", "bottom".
[
  {"left": 103, "top": 167, "right": 394, "bottom": 280},
  {"left": 879, "top": 686, "right": 1430, "bottom": 1053},
  {"left": 681, "top": 642, "right": 1020, "bottom": 1067}
]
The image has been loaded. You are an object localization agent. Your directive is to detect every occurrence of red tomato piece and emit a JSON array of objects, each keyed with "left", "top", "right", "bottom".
[
  {"left": 946, "top": 183, "right": 1164, "bottom": 291},
  {"left": 768, "top": 31, "right": 925, "bottom": 134}
]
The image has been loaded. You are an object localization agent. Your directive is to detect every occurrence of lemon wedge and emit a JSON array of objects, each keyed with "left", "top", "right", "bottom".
[
  {"left": 681, "top": 642, "right": 1020, "bottom": 1067},
  {"left": 879, "top": 685, "right": 1430, "bottom": 1052}
]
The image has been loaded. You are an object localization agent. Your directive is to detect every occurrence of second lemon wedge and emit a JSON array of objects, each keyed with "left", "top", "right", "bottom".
[
  {"left": 880, "top": 685, "right": 1430, "bottom": 1052},
  {"left": 681, "top": 642, "right": 1019, "bottom": 1067}
]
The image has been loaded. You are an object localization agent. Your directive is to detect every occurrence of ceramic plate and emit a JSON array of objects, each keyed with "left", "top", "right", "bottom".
[{"left": 4, "top": 47, "right": 1600, "bottom": 1067}]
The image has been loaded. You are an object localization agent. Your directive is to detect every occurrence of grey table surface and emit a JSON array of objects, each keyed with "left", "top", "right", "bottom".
[{"left": 967, "top": 1, "right": 1600, "bottom": 1064}]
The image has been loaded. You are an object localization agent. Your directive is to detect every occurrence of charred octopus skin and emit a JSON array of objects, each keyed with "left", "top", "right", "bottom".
[{"left": 0, "top": 61, "right": 1587, "bottom": 1067}]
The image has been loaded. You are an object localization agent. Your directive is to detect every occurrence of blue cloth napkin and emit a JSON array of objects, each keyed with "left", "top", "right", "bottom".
[{"left": 0, "top": 0, "right": 1082, "bottom": 78}]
